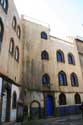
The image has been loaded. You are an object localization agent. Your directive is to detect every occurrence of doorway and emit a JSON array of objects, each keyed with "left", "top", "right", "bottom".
[
  {"left": 30, "top": 100, "right": 41, "bottom": 119},
  {"left": 46, "top": 95, "right": 54, "bottom": 116},
  {"left": 1, "top": 84, "right": 11, "bottom": 122}
]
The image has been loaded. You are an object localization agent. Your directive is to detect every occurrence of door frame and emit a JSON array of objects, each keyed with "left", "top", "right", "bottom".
[
  {"left": 1, "top": 80, "right": 11, "bottom": 122},
  {"left": 43, "top": 92, "right": 56, "bottom": 117},
  {"left": 30, "top": 100, "right": 41, "bottom": 119}
]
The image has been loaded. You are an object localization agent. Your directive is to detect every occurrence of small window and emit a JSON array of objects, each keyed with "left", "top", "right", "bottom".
[
  {"left": 0, "top": 22, "right": 1, "bottom": 32},
  {"left": 1, "top": 0, "right": 4, "bottom": 5},
  {"left": 42, "top": 74, "right": 50, "bottom": 84},
  {"left": 3, "top": 0, "right": 6, "bottom": 9},
  {"left": 75, "top": 93, "right": 81, "bottom": 104},
  {"left": 15, "top": 46, "right": 19, "bottom": 62},
  {"left": 57, "top": 50, "right": 65, "bottom": 63},
  {"left": 68, "top": 53, "right": 75, "bottom": 65},
  {"left": 41, "top": 31, "right": 47, "bottom": 40},
  {"left": 58, "top": 71, "right": 67, "bottom": 86},
  {"left": 17, "top": 25, "right": 21, "bottom": 39},
  {"left": 12, "top": 16, "right": 17, "bottom": 31},
  {"left": 71, "top": 73, "right": 78, "bottom": 86},
  {"left": 59, "top": 93, "right": 66, "bottom": 105},
  {"left": 0, "top": 17, "right": 4, "bottom": 48},
  {"left": 12, "top": 91, "right": 17, "bottom": 109},
  {"left": 41, "top": 50, "right": 49, "bottom": 60},
  {"left": 9, "top": 38, "right": 14, "bottom": 55},
  {"left": 0, "top": 0, "right": 8, "bottom": 13}
]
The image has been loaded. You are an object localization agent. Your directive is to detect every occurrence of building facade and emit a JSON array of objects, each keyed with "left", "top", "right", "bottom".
[
  {"left": 0, "top": 0, "right": 83, "bottom": 122},
  {"left": 21, "top": 16, "right": 83, "bottom": 119},
  {"left": 75, "top": 37, "right": 83, "bottom": 78},
  {"left": 0, "top": 0, "right": 23, "bottom": 122}
]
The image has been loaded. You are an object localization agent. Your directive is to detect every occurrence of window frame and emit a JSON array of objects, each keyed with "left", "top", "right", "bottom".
[
  {"left": 57, "top": 50, "right": 65, "bottom": 63},
  {"left": 41, "top": 50, "right": 49, "bottom": 60},
  {"left": 9, "top": 38, "right": 14, "bottom": 55},
  {"left": 42, "top": 74, "right": 50, "bottom": 85},
  {"left": 12, "top": 16, "right": 17, "bottom": 31},
  {"left": 68, "top": 53, "right": 75, "bottom": 65},
  {"left": 17, "top": 25, "right": 21, "bottom": 39},
  {"left": 71, "top": 73, "right": 78, "bottom": 87},
  {"left": 58, "top": 71, "right": 67, "bottom": 86},
  {"left": 0, "top": 17, "right": 4, "bottom": 49},
  {"left": 75, "top": 93, "right": 81, "bottom": 104},
  {"left": 41, "top": 31, "right": 48, "bottom": 40},
  {"left": 0, "top": 0, "right": 8, "bottom": 14},
  {"left": 59, "top": 93, "right": 66, "bottom": 105},
  {"left": 15, "top": 46, "right": 19, "bottom": 62}
]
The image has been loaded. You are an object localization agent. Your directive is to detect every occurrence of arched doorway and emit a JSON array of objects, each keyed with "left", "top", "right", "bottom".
[
  {"left": 12, "top": 91, "right": 17, "bottom": 109},
  {"left": 1, "top": 83, "right": 11, "bottom": 122},
  {"left": 30, "top": 100, "right": 41, "bottom": 119},
  {"left": 46, "top": 95, "right": 54, "bottom": 116}
]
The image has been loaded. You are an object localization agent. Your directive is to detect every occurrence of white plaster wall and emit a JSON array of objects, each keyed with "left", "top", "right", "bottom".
[{"left": 10, "top": 84, "right": 20, "bottom": 121}]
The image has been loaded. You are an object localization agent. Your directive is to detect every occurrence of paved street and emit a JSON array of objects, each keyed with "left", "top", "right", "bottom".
[
  {"left": 2, "top": 114, "right": 83, "bottom": 125},
  {"left": 27, "top": 114, "right": 83, "bottom": 125}
]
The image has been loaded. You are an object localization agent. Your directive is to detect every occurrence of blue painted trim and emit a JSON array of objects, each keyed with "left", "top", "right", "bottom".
[{"left": 56, "top": 105, "right": 81, "bottom": 116}]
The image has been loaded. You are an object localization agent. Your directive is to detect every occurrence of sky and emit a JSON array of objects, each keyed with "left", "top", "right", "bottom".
[{"left": 14, "top": 0, "right": 83, "bottom": 40}]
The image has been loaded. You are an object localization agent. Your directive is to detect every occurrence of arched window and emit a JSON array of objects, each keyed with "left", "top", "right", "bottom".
[
  {"left": 68, "top": 53, "right": 75, "bottom": 65},
  {"left": 12, "top": 91, "right": 17, "bottom": 109},
  {"left": 75, "top": 93, "right": 81, "bottom": 104},
  {"left": 15, "top": 46, "right": 19, "bottom": 62},
  {"left": 0, "top": 17, "right": 4, "bottom": 47},
  {"left": 71, "top": 73, "right": 78, "bottom": 86},
  {"left": 17, "top": 25, "right": 21, "bottom": 39},
  {"left": 59, "top": 93, "right": 66, "bottom": 105},
  {"left": 57, "top": 50, "right": 65, "bottom": 62},
  {"left": 42, "top": 74, "right": 50, "bottom": 84},
  {"left": 9, "top": 38, "right": 14, "bottom": 55},
  {"left": 41, "top": 31, "right": 47, "bottom": 40},
  {"left": 41, "top": 50, "right": 49, "bottom": 60},
  {"left": 12, "top": 16, "right": 17, "bottom": 30},
  {"left": 0, "top": 0, "right": 8, "bottom": 13},
  {"left": 58, "top": 71, "right": 67, "bottom": 86}
]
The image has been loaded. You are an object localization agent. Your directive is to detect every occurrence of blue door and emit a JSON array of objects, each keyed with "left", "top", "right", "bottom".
[{"left": 46, "top": 96, "right": 53, "bottom": 116}]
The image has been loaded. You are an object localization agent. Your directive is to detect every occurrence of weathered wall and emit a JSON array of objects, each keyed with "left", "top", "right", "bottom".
[
  {"left": 21, "top": 18, "right": 83, "bottom": 118},
  {"left": 55, "top": 92, "right": 83, "bottom": 107},
  {"left": 22, "top": 17, "right": 50, "bottom": 90},
  {"left": 22, "top": 18, "right": 83, "bottom": 93},
  {"left": 10, "top": 84, "right": 20, "bottom": 121},
  {"left": 49, "top": 37, "right": 83, "bottom": 93},
  {"left": 0, "top": 0, "right": 23, "bottom": 85},
  {"left": 75, "top": 39, "right": 83, "bottom": 79}
]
